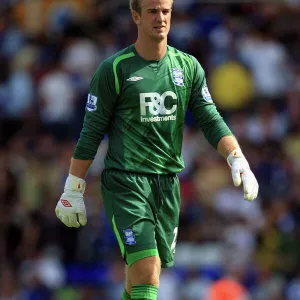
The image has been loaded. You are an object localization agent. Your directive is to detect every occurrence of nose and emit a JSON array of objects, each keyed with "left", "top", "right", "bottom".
[{"left": 156, "top": 10, "right": 165, "bottom": 23}]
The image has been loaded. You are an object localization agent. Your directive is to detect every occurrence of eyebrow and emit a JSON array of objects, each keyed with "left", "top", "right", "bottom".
[{"left": 147, "top": 8, "right": 171, "bottom": 12}]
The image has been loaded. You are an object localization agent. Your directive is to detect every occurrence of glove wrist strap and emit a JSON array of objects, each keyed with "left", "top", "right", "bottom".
[
  {"left": 65, "top": 174, "right": 86, "bottom": 194},
  {"left": 227, "top": 149, "right": 245, "bottom": 168}
]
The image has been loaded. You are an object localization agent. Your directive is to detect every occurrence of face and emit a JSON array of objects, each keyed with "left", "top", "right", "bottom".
[{"left": 133, "top": 0, "right": 172, "bottom": 42}]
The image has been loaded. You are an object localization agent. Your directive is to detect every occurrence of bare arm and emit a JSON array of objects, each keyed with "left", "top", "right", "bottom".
[
  {"left": 69, "top": 158, "right": 93, "bottom": 179},
  {"left": 217, "top": 135, "right": 240, "bottom": 159}
]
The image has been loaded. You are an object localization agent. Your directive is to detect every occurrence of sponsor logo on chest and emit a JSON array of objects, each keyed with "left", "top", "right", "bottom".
[{"left": 139, "top": 91, "right": 177, "bottom": 123}]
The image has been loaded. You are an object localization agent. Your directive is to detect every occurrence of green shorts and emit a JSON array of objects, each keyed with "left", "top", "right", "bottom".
[{"left": 101, "top": 169, "right": 180, "bottom": 268}]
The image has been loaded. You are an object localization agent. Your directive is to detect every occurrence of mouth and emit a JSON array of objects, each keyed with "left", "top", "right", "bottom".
[{"left": 153, "top": 26, "right": 165, "bottom": 30}]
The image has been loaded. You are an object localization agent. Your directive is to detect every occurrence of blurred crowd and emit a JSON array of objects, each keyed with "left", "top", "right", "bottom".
[{"left": 1, "top": 0, "right": 300, "bottom": 299}]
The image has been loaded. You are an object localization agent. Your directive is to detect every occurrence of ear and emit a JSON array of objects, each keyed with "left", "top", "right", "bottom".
[{"left": 131, "top": 10, "right": 141, "bottom": 25}]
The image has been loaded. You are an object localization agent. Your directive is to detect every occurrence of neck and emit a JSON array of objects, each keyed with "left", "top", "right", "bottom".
[{"left": 134, "top": 36, "right": 167, "bottom": 61}]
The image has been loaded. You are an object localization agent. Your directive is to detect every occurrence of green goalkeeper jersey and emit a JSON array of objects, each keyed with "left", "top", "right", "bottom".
[{"left": 73, "top": 44, "right": 232, "bottom": 174}]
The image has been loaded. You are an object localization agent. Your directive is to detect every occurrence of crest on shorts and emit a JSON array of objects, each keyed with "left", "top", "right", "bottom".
[
  {"left": 171, "top": 68, "right": 184, "bottom": 86},
  {"left": 123, "top": 229, "right": 136, "bottom": 245}
]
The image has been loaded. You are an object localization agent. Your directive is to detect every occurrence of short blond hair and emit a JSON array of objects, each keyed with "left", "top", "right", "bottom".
[
  {"left": 129, "top": 0, "right": 143, "bottom": 14},
  {"left": 129, "top": 0, "right": 173, "bottom": 14}
]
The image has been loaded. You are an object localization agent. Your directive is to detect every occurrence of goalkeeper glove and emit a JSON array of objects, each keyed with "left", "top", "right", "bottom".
[
  {"left": 227, "top": 149, "right": 259, "bottom": 201},
  {"left": 55, "top": 174, "right": 87, "bottom": 228}
]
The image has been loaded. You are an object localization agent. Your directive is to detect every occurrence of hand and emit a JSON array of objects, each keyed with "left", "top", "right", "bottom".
[
  {"left": 227, "top": 149, "right": 259, "bottom": 201},
  {"left": 55, "top": 174, "right": 87, "bottom": 228}
]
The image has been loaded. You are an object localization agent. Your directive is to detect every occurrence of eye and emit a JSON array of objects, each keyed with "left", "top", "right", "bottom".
[{"left": 162, "top": 9, "right": 170, "bottom": 15}]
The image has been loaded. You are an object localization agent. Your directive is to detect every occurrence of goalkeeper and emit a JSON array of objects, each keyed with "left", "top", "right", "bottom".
[{"left": 55, "top": 0, "right": 259, "bottom": 299}]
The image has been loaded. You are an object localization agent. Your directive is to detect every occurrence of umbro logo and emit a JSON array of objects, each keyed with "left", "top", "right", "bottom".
[
  {"left": 61, "top": 199, "right": 72, "bottom": 207},
  {"left": 127, "top": 76, "right": 144, "bottom": 82}
]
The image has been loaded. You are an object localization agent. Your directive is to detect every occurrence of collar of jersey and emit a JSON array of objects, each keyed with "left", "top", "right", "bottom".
[{"left": 131, "top": 44, "right": 169, "bottom": 67}]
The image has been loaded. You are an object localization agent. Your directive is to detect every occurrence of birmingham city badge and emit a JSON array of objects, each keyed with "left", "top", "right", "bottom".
[
  {"left": 123, "top": 228, "right": 136, "bottom": 245},
  {"left": 171, "top": 68, "right": 184, "bottom": 87}
]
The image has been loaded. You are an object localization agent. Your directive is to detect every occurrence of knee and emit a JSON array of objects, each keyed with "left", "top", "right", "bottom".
[{"left": 129, "top": 256, "right": 161, "bottom": 286}]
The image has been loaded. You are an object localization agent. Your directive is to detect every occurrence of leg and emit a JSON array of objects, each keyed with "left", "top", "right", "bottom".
[
  {"left": 101, "top": 170, "right": 160, "bottom": 300},
  {"left": 128, "top": 256, "right": 161, "bottom": 300},
  {"left": 122, "top": 265, "right": 132, "bottom": 299},
  {"left": 125, "top": 264, "right": 132, "bottom": 294},
  {"left": 129, "top": 256, "right": 161, "bottom": 287},
  {"left": 122, "top": 277, "right": 131, "bottom": 300},
  {"left": 125, "top": 256, "right": 161, "bottom": 295}
]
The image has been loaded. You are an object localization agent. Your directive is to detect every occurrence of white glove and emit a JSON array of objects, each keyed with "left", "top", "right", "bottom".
[
  {"left": 55, "top": 174, "right": 87, "bottom": 228},
  {"left": 227, "top": 149, "right": 259, "bottom": 201}
]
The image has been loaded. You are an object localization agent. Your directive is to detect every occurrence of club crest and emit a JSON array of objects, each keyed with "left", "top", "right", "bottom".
[
  {"left": 171, "top": 68, "right": 184, "bottom": 86},
  {"left": 123, "top": 229, "right": 136, "bottom": 245}
]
